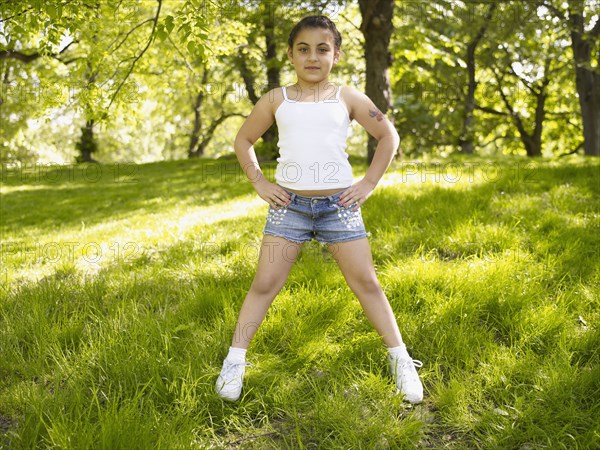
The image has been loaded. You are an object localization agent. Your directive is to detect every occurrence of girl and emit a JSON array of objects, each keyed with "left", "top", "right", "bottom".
[{"left": 216, "top": 15, "right": 424, "bottom": 404}]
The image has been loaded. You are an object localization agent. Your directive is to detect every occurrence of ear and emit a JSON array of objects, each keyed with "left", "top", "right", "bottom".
[
  {"left": 333, "top": 48, "right": 341, "bottom": 65},
  {"left": 287, "top": 47, "right": 293, "bottom": 62}
]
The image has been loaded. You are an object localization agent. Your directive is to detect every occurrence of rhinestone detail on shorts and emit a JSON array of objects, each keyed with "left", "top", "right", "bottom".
[
  {"left": 337, "top": 205, "right": 362, "bottom": 229},
  {"left": 267, "top": 206, "right": 288, "bottom": 225}
]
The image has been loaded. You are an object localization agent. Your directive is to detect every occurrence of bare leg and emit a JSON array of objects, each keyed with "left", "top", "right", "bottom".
[
  {"left": 231, "top": 235, "right": 304, "bottom": 349},
  {"left": 328, "top": 238, "right": 403, "bottom": 347}
]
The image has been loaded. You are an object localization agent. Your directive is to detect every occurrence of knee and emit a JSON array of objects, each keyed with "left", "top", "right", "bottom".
[
  {"left": 350, "top": 275, "right": 382, "bottom": 296},
  {"left": 249, "top": 275, "right": 286, "bottom": 297}
]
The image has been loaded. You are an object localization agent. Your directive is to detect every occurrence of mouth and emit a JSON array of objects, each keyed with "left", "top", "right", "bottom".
[{"left": 305, "top": 67, "right": 320, "bottom": 70}]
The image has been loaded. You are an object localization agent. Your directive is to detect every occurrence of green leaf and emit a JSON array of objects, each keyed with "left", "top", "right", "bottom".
[
  {"left": 165, "top": 15, "right": 174, "bottom": 34},
  {"left": 179, "top": 31, "right": 191, "bottom": 43},
  {"left": 178, "top": 23, "right": 191, "bottom": 35},
  {"left": 187, "top": 40, "right": 196, "bottom": 54},
  {"left": 12, "top": 24, "right": 25, "bottom": 35},
  {"left": 45, "top": 4, "right": 57, "bottom": 20},
  {"left": 156, "top": 25, "right": 167, "bottom": 42}
]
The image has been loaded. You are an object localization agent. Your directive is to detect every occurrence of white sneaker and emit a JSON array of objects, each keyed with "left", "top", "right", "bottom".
[
  {"left": 215, "top": 358, "right": 251, "bottom": 401},
  {"left": 388, "top": 351, "right": 424, "bottom": 404}
]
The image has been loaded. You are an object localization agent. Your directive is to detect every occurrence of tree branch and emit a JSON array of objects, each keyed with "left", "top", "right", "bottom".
[
  {"left": 60, "top": 57, "right": 83, "bottom": 65},
  {"left": 167, "top": 34, "right": 198, "bottom": 76},
  {"left": 197, "top": 113, "right": 247, "bottom": 149},
  {"left": 109, "top": 18, "right": 155, "bottom": 53},
  {"left": 0, "top": 6, "right": 34, "bottom": 23},
  {"left": 475, "top": 104, "right": 509, "bottom": 116},
  {"left": 498, "top": 43, "right": 538, "bottom": 96},
  {"left": 47, "top": 40, "right": 78, "bottom": 64},
  {"left": 337, "top": 12, "right": 365, "bottom": 49},
  {"left": 106, "top": 0, "right": 162, "bottom": 111},
  {"left": 480, "top": 134, "right": 510, "bottom": 149},
  {"left": 492, "top": 66, "right": 528, "bottom": 136},
  {"left": 0, "top": 50, "right": 40, "bottom": 62},
  {"left": 471, "top": 3, "right": 497, "bottom": 50},
  {"left": 558, "top": 141, "right": 584, "bottom": 157},
  {"left": 0, "top": 39, "right": 76, "bottom": 64}
]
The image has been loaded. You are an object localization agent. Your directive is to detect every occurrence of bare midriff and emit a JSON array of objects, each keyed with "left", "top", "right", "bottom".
[{"left": 285, "top": 187, "right": 348, "bottom": 197}]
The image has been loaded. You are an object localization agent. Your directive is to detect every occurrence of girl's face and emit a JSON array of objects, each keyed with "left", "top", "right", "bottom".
[{"left": 287, "top": 27, "right": 340, "bottom": 84}]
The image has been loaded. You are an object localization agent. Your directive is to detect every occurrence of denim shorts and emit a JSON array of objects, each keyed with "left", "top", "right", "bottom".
[{"left": 263, "top": 189, "right": 368, "bottom": 244}]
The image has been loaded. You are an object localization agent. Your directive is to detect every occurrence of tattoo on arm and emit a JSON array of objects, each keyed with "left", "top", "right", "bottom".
[{"left": 368, "top": 108, "right": 384, "bottom": 122}]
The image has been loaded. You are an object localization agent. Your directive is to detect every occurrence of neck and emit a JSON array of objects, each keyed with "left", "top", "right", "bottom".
[{"left": 293, "top": 80, "right": 337, "bottom": 92}]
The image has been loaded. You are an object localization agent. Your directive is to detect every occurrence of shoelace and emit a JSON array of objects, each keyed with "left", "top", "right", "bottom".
[
  {"left": 407, "top": 359, "right": 423, "bottom": 369},
  {"left": 393, "top": 357, "right": 423, "bottom": 379},
  {"left": 221, "top": 361, "right": 252, "bottom": 380}
]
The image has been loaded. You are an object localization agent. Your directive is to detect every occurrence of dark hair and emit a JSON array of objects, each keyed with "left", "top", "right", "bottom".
[{"left": 287, "top": 15, "right": 342, "bottom": 50}]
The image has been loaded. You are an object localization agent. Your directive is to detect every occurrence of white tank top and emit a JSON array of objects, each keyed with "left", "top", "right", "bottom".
[{"left": 274, "top": 85, "right": 353, "bottom": 190}]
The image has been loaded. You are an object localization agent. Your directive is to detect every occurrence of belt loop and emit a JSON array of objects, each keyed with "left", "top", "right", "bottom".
[{"left": 289, "top": 192, "right": 297, "bottom": 203}]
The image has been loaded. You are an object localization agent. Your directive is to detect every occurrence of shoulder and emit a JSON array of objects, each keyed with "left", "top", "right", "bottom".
[
  {"left": 340, "top": 85, "right": 362, "bottom": 98},
  {"left": 254, "top": 87, "right": 285, "bottom": 117},
  {"left": 339, "top": 85, "right": 369, "bottom": 121},
  {"left": 338, "top": 86, "right": 397, "bottom": 139},
  {"left": 340, "top": 85, "right": 371, "bottom": 106}
]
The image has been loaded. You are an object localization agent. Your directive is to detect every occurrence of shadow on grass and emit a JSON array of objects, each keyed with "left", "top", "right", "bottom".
[{"left": 1, "top": 159, "right": 273, "bottom": 232}]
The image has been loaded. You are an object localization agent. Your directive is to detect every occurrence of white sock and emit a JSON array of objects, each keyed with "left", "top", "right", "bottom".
[
  {"left": 388, "top": 344, "right": 409, "bottom": 359},
  {"left": 226, "top": 346, "right": 247, "bottom": 363}
]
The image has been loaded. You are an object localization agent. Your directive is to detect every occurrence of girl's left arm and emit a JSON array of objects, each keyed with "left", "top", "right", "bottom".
[{"left": 339, "top": 86, "right": 400, "bottom": 209}]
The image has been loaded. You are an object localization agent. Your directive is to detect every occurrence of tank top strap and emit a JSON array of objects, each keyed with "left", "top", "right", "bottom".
[
  {"left": 335, "top": 85, "right": 342, "bottom": 101},
  {"left": 282, "top": 86, "right": 289, "bottom": 101}
]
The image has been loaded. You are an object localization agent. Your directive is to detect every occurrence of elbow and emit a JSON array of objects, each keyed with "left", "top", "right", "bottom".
[
  {"left": 388, "top": 128, "right": 400, "bottom": 156},
  {"left": 234, "top": 132, "right": 247, "bottom": 146},
  {"left": 393, "top": 132, "right": 400, "bottom": 156},
  {"left": 375, "top": 131, "right": 399, "bottom": 157},
  {"left": 234, "top": 134, "right": 252, "bottom": 154}
]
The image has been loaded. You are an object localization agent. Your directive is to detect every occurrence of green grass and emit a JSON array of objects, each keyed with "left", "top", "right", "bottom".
[{"left": 1, "top": 156, "right": 599, "bottom": 448}]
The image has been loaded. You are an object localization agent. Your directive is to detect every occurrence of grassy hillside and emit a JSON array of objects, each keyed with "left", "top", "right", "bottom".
[{"left": 1, "top": 156, "right": 599, "bottom": 448}]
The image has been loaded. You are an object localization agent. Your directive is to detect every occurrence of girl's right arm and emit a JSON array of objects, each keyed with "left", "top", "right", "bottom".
[{"left": 234, "top": 89, "right": 291, "bottom": 208}]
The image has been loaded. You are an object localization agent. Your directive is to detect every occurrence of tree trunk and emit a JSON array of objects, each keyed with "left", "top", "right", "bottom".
[
  {"left": 264, "top": 7, "right": 280, "bottom": 92},
  {"left": 188, "top": 91, "right": 203, "bottom": 158},
  {"left": 237, "top": 46, "right": 259, "bottom": 105},
  {"left": 530, "top": 82, "right": 550, "bottom": 158},
  {"left": 77, "top": 4, "right": 100, "bottom": 164},
  {"left": 459, "top": 3, "right": 496, "bottom": 154},
  {"left": 234, "top": 5, "right": 281, "bottom": 161},
  {"left": 496, "top": 70, "right": 548, "bottom": 158},
  {"left": 77, "top": 120, "right": 98, "bottom": 163},
  {"left": 260, "top": 3, "right": 280, "bottom": 160},
  {"left": 189, "top": 142, "right": 206, "bottom": 158},
  {"left": 189, "top": 113, "right": 245, "bottom": 159},
  {"left": 460, "top": 41, "right": 477, "bottom": 154},
  {"left": 574, "top": 66, "right": 600, "bottom": 156},
  {"left": 358, "top": 0, "right": 395, "bottom": 163},
  {"left": 506, "top": 89, "right": 545, "bottom": 157},
  {"left": 569, "top": 4, "right": 600, "bottom": 156},
  {"left": 188, "top": 68, "right": 209, "bottom": 158}
]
